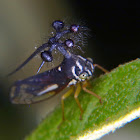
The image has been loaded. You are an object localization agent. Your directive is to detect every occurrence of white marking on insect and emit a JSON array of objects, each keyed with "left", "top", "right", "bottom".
[
  {"left": 78, "top": 55, "right": 86, "bottom": 61},
  {"left": 87, "top": 70, "right": 92, "bottom": 76},
  {"left": 67, "top": 79, "right": 77, "bottom": 86},
  {"left": 76, "top": 60, "right": 83, "bottom": 72},
  {"left": 90, "top": 63, "right": 94, "bottom": 72},
  {"left": 72, "top": 66, "right": 81, "bottom": 81},
  {"left": 37, "top": 84, "right": 58, "bottom": 96},
  {"left": 58, "top": 66, "right": 62, "bottom": 71}
]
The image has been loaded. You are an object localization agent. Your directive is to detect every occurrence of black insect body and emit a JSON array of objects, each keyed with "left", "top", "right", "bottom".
[
  {"left": 9, "top": 20, "right": 108, "bottom": 122},
  {"left": 10, "top": 49, "right": 108, "bottom": 121},
  {"left": 10, "top": 51, "right": 94, "bottom": 104},
  {"left": 8, "top": 20, "right": 88, "bottom": 76}
]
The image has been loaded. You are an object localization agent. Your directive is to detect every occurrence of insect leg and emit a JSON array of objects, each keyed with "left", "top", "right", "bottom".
[
  {"left": 61, "top": 87, "right": 74, "bottom": 121},
  {"left": 82, "top": 81, "right": 102, "bottom": 104},
  {"left": 74, "top": 83, "right": 84, "bottom": 120},
  {"left": 93, "top": 64, "right": 109, "bottom": 73}
]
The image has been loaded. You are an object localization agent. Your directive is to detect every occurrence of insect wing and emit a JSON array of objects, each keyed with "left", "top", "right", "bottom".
[{"left": 10, "top": 68, "right": 70, "bottom": 104}]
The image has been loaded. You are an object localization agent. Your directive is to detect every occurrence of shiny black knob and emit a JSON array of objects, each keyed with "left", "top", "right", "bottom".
[
  {"left": 70, "top": 24, "right": 79, "bottom": 32},
  {"left": 41, "top": 51, "right": 53, "bottom": 62},
  {"left": 65, "top": 39, "right": 74, "bottom": 48},
  {"left": 52, "top": 20, "right": 64, "bottom": 31}
]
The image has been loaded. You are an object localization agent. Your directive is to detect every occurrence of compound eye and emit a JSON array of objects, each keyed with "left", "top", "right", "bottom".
[
  {"left": 79, "top": 72, "right": 88, "bottom": 80},
  {"left": 41, "top": 51, "right": 53, "bottom": 62},
  {"left": 70, "top": 24, "right": 79, "bottom": 32},
  {"left": 65, "top": 39, "right": 74, "bottom": 48},
  {"left": 52, "top": 20, "right": 64, "bottom": 31}
]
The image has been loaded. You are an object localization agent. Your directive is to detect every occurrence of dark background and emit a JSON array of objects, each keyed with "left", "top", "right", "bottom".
[
  {"left": 69, "top": 0, "right": 140, "bottom": 70},
  {"left": 0, "top": 0, "right": 139, "bottom": 140}
]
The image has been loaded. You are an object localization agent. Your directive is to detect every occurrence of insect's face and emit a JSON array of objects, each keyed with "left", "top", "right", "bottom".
[{"left": 71, "top": 55, "right": 94, "bottom": 82}]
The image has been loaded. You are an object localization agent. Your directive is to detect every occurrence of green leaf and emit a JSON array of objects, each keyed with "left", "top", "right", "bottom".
[{"left": 26, "top": 59, "right": 140, "bottom": 140}]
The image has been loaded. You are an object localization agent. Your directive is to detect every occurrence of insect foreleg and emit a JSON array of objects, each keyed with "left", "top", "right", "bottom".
[
  {"left": 93, "top": 64, "right": 109, "bottom": 73},
  {"left": 74, "top": 83, "right": 84, "bottom": 120},
  {"left": 61, "top": 87, "right": 74, "bottom": 121},
  {"left": 82, "top": 81, "right": 102, "bottom": 104}
]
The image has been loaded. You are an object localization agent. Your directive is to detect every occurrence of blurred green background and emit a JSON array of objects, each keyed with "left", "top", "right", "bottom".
[{"left": 0, "top": 0, "right": 139, "bottom": 140}]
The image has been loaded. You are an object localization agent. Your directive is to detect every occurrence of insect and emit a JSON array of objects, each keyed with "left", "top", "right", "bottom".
[
  {"left": 10, "top": 44, "right": 108, "bottom": 121},
  {"left": 8, "top": 20, "right": 89, "bottom": 76}
]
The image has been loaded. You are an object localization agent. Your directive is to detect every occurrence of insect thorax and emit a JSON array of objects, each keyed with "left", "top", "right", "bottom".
[{"left": 61, "top": 54, "right": 94, "bottom": 86}]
